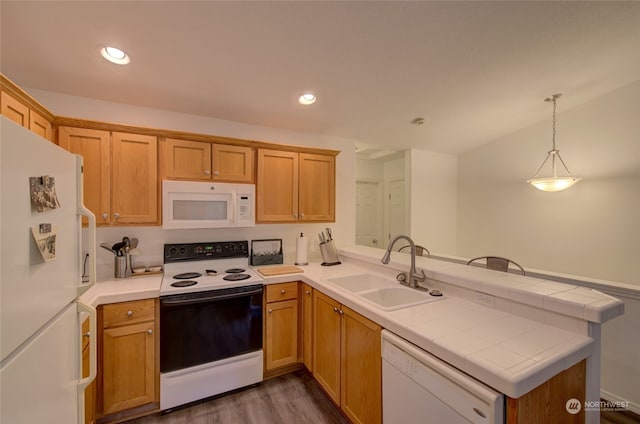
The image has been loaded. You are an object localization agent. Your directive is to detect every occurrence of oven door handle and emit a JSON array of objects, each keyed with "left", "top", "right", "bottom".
[{"left": 161, "top": 287, "right": 263, "bottom": 306}]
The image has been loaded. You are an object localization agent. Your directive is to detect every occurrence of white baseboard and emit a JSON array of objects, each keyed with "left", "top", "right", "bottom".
[{"left": 601, "top": 389, "right": 640, "bottom": 415}]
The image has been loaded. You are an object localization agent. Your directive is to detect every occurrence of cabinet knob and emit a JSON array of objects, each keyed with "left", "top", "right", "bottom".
[
  {"left": 338, "top": 309, "right": 344, "bottom": 316},
  {"left": 293, "top": 213, "right": 298, "bottom": 218},
  {"left": 83, "top": 331, "right": 91, "bottom": 338},
  {"left": 333, "top": 307, "right": 339, "bottom": 313},
  {"left": 204, "top": 170, "right": 211, "bottom": 175},
  {"left": 268, "top": 309, "right": 273, "bottom": 314},
  {"left": 114, "top": 212, "right": 120, "bottom": 219},
  {"left": 147, "top": 329, "right": 153, "bottom": 335},
  {"left": 281, "top": 289, "right": 286, "bottom": 294},
  {"left": 300, "top": 213, "right": 305, "bottom": 218},
  {"left": 127, "top": 310, "right": 133, "bottom": 317},
  {"left": 101, "top": 213, "right": 108, "bottom": 219},
  {"left": 213, "top": 170, "right": 219, "bottom": 176},
  {"left": 305, "top": 290, "right": 310, "bottom": 295}
]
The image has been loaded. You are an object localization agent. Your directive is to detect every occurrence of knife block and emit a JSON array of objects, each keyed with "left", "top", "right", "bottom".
[{"left": 319, "top": 240, "right": 341, "bottom": 266}]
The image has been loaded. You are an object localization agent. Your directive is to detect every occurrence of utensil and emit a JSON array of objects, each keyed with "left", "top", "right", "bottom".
[
  {"left": 130, "top": 238, "right": 139, "bottom": 249},
  {"left": 112, "top": 241, "right": 126, "bottom": 256},
  {"left": 100, "top": 242, "right": 116, "bottom": 255},
  {"left": 326, "top": 228, "right": 333, "bottom": 241}
]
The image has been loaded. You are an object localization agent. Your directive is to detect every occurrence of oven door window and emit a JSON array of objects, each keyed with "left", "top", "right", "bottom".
[{"left": 160, "top": 287, "right": 263, "bottom": 373}]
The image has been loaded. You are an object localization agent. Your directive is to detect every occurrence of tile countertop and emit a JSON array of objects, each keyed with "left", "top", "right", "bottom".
[{"left": 78, "top": 245, "right": 625, "bottom": 399}]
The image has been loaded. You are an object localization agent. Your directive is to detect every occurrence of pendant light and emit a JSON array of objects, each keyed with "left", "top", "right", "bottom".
[{"left": 527, "top": 93, "right": 581, "bottom": 192}]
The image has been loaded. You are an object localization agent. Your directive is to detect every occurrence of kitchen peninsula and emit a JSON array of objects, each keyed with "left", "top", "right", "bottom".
[{"left": 81, "top": 245, "right": 623, "bottom": 424}]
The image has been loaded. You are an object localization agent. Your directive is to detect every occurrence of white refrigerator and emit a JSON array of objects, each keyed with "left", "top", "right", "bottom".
[{"left": 0, "top": 116, "right": 97, "bottom": 423}]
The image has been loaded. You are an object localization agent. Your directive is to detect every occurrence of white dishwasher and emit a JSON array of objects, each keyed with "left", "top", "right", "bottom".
[{"left": 382, "top": 330, "right": 504, "bottom": 424}]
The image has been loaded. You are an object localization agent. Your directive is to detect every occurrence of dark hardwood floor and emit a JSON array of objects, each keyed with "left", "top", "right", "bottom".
[
  {"left": 126, "top": 372, "right": 639, "bottom": 424},
  {"left": 126, "top": 370, "right": 348, "bottom": 424}
]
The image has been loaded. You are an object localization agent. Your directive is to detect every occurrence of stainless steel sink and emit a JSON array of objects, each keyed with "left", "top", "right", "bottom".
[{"left": 326, "top": 273, "right": 443, "bottom": 311}]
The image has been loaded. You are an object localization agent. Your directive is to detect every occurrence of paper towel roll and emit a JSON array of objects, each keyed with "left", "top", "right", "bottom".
[{"left": 295, "top": 233, "right": 308, "bottom": 266}]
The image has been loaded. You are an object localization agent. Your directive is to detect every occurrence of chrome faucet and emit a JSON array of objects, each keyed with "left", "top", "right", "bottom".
[{"left": 381, "top": 235, "right": 427, "bottom": 289}]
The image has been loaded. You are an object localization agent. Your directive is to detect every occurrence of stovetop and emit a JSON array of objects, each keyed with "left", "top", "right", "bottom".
[{"left": 160, "top": 241, "right": 263, "bottom": 296}]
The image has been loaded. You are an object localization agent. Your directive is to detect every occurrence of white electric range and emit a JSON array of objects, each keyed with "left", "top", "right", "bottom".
[{"left": 159, "top": 241, "right": 264, "bottom": 411}]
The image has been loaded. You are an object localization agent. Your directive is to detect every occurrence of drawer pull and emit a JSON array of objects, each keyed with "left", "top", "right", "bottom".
[
  {"left": 127, "top": 310, "right": 133, "bottom": 317},
  {"left": 280, "top": 289, "right": 286, "bottom": 294}
]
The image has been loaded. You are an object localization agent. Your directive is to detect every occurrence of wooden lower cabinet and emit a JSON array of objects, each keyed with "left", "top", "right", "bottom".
[
  {"left": 300, "top": 283, "right": 314, "bottom": 371},
  {"left": 312, "top": 290, "right": 382, "bottom": 424},
  {"left": 98, "top": 299, "right": 159, "bottom": 422},
  {"left": 265, "top": 283, "right": 299, "bottom": 372},
  {"left": 507, "top": 359, "right": 586, "bottom": 424}
]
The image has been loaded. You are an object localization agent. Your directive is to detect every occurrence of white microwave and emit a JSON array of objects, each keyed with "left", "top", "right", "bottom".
[{"left": 162, "top": 180, "right": 255, "bottom": 229}]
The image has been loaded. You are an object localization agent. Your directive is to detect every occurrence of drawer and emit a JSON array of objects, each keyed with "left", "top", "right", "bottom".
[
  {"left": 266, "top": 282, "right": 298, "bottom": 303},
  {"left": 102, "top": 299, "right": 155, "bottom": 328}
]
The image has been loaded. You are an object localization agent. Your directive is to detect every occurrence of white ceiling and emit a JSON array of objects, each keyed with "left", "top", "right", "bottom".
[{"left": 2, "top": 1, "right": 640, "bottom": 155}]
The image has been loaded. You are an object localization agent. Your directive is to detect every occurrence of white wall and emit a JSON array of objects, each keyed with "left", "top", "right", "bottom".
[
  {"left": 407, "top": 149, "right": 457, "bottom": 256},
  {"left": 457, "top": 81, "right": 640, "bottom": 286},
  {"left": 457, "top": 80, "right": 640, "bottom": 414},
  {"left": 26, "top": 88, "right": 357, "bottom": 275}
]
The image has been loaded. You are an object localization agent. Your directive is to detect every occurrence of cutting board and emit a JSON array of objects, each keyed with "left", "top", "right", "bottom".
[{"left": 257, "top": 265, "right": 304, "bottom": 276}]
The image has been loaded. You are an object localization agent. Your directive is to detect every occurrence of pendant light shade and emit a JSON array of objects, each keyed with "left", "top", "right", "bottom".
[{"left": 527, "top": 94, "right": 581, "bottom": 192}]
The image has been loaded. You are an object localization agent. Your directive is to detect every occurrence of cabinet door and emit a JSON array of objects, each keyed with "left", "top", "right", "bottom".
[
  {"left": 111, "top": 132, "right": 158, "bottom": 224},
  {"left": 29, "top": 109, "right": 53, "bottom": 142},
  {"left": 0, "top": 91, "right": 29, "bottom": 128},
  {"left": 265, "top": 299, "right": 298, "bottom": 370},
  {"left": 161, "top": 138, "right": 212, "bottom": 180},
  {"left": 301, "top": 283, "right": 313, "bottom": 371},
  {"left": 341, "top": 306, "right": 382, "bottom": 424},
  {"left": 312, "top": 291, "right": 341, "bottom": 404},
  {"left": 299, "top": 153, "right": 335, "bottom": 222},
  {"left": 58, "top": 127, "right": 111, "bottom": 225},
  {"left": 212, "top": 144, "right": 254, "bottom": 182},
  {"left": 102, "top": 321, "right": 156, "bottom": 415},
  {"left": 257, "top": 149, "right": 298, "bottom": 222}
]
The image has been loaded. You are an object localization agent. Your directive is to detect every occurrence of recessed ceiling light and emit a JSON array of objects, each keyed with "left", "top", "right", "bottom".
[
  {"left": 100, "top": 46, "right": 130, "bottom": 65},
  {"left": 298, "top": 93, "right": 317, "bottom": 105}
]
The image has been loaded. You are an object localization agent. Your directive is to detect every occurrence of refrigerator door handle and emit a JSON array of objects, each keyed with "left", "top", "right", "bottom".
[
  {"left": 76, "top": 155, "right": 97, "bottom": 287},
  {"left": 77, "top": 302, "right": 97, "bottom": 422}
]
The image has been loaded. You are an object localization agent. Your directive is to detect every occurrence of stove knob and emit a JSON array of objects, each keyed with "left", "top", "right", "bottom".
[
  {"left": 179, "top": 247, "right": 186, "bottom": 254},
  {"left": 169, "top": 247, "right": 177, "bottom": 255}
]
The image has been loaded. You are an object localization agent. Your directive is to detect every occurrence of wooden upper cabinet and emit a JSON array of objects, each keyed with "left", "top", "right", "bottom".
[
  {"left": 59, "top": 128, "right": 158, "bottom": 226},
  {"left": 1, "top": 91, "right": 29, "bottom": 128},
  {"left": 257, "top": 149, "right": 336, "bottom": 223},
  {"left": 161, "top": 138, "right": 211, "bottom": 180},
  {"left": 29, "top": 109, "right": 52, "bottom": 141},
  {"left": 111, "top": 132, "right": 158, "bottom": 224},
  {"left": 160, "top": 138, "right": 254, "bottom": 183},
  {"left": 212, "top": 144, "right": 254, "bottom": 182},
  {"left": 1, "top": 77, "right": 54, "bottom": 142},
  {"left": 257, "top": 149, "right": 299, "bottom": 222},
  {"left": 58, "top": 127, "right": 111, "bottom": 225},
  {"left": 299, "top": 153, "right": 335, "bottom": 222}
]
